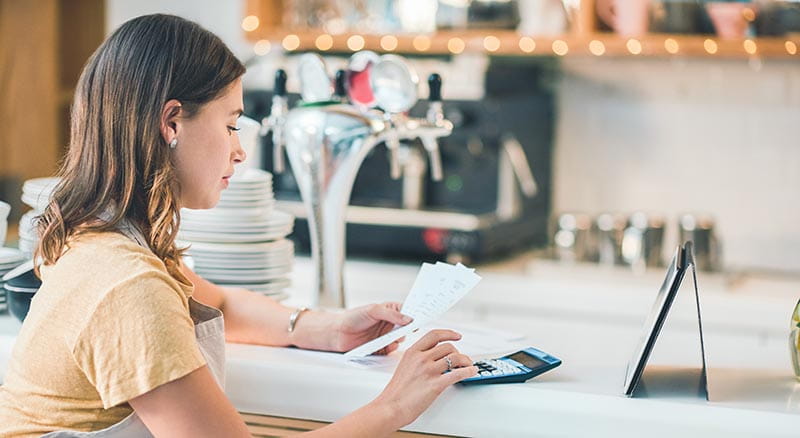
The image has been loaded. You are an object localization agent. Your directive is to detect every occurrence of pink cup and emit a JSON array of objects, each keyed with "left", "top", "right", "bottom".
[
  {"left": 597, "top": 0, "right": 651, "bottom": 36},
  {"left": 706, "top": 2, "right": 753, "bottom": 39}
]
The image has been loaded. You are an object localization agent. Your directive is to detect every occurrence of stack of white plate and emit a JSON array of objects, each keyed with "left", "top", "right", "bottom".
[
  {"left": 19, "top": 177, "right": 60, "bottom": 257},
  {"left": 0, "top": 247, "right": 27, "bottom": 312},
  {"left": 179, "top": 169, "right": 294, "bottom": 300}
]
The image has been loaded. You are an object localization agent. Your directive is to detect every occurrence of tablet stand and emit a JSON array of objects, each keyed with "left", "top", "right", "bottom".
[{"left": 625, "top": 242, "right": 709, "bottom": 401}]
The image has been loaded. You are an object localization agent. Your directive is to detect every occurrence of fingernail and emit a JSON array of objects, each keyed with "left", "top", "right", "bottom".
[{"left": 402, "top": 315, "right": 412, "bottom": 323}]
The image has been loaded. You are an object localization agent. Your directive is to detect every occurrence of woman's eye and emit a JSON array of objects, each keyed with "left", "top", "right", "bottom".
[{"left": 227, "top": 126, "right": 241, "bottom": 135}]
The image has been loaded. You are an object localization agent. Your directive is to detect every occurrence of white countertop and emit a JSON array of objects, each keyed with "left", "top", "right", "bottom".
[{"left": 3, "top": 256, "right": 800, "bottom": 437}]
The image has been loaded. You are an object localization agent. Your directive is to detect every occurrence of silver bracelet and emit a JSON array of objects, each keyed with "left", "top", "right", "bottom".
[{"left": 288, "top": 307, "right": 309, "bottom": 333}]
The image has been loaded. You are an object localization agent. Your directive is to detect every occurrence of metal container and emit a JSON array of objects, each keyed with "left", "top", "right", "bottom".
[
  {"left": 621, "top": 212, "right": 665, "bottom": 270},
  {"left": 678, "top": 213, "right": 720, "bottom": 271},
  {"left": 593, "top": 213, "right": 627, "bottom": 266},
  {"left": 552, "top": 213, "right": 592, "bottom": 263}
]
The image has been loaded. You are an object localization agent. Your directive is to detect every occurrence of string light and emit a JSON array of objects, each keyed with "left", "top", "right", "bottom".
[
  {"left": 787, "top": 41, "right": 798, "bottom": 55},
  {"left": 380, "top": 35, "right": 398, "bottom": 51},
  {"left": 626, "top": 38, "right": 642, "bottom": 55},
  {"left": 413, "top": 35, "right": 431, "bottom": 52},
  {"left": 664, "top": 38, "right": 679, "bottom": 54},
  {"left": 742, "top": 7, "right": 756, "bottom": 22},
  {"left": 315, "top": 34, "right": 333, "bottom": 51},
  {"left": 589, "top": 40, "right": 605, "bottom": 56},
  {"left": 519, "top": 37, "right": 536, "bottom": 53},
  {"left": 282, "top": 34, "right": 300, "bottom": 51},
  {"left": 743, "top": 39, "right": 757, "bottom": 55},
  {"left": 703, "top": 39, "right": 718, "bottom": 54},
  {"left": 483, "top": 36, "right": 501, "bottom": 52},
  {"left": 447, "top": 38, "right": 465, "bottom": 54},
  {"left": 253, "top": 39, "right": 271, "bottom": 56},
  {"left": 241, "top": 15, "right": 260, "bottom": 32},
  {"left": 347, "top": 35, "right": 365, "bottom": 51},
  {"left": 552, "top": 40, "right": 569, "bottom": 56}
]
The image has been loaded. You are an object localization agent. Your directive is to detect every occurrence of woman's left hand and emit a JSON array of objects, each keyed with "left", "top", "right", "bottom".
[{"left": 332, "top": 302, "right": 413, "bottom": 355}]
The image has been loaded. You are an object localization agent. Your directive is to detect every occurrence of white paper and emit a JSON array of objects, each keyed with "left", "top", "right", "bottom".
[{"left": 345, "top": 262, "right": 481, "bottom": 358}]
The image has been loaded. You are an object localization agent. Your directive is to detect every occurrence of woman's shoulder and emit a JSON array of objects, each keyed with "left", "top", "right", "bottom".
[{"left": 39, "top": 230, "right": 192, "bottom": 304}]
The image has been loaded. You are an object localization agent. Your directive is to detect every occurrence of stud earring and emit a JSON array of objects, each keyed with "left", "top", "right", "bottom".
[{"left": 169, "top": 138, "right": 178, "bottom": 149}]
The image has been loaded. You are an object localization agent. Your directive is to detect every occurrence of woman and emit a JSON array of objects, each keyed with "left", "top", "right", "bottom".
[{"left": 0, "top": 14, "right": 476, "bottom": 437}]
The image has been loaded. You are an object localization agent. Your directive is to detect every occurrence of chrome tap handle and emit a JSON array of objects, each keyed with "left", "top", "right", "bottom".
[
  {"left": 385, "top": 129, "right": 403, "bottom": 180},
  {"left": 334, "top": 69, "right": 348, "bottom": 103},
  {"left": 261, "top": 70, "right": 289, "bottom": 173},
  {"left": 423, "top": 74, "right": 445, "bottom": 181},
  {"left": 420, "top": 136, "right": 443, "bottom": 181}
]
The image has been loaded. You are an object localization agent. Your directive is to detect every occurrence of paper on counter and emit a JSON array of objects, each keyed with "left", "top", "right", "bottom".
[{"left": 345, "top": 262, "right": 481, "bottom": 358}]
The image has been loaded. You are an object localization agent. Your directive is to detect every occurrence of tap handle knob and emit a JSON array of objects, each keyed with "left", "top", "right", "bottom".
[
  {"left": 428, "top": 73, "right": 442, "bottom": 102},
  {"left": 274, "top": 69, "right": 287, "bottom": 97},
  {"left": 334, "top": 69, "right": 347, "bottom": 100}
]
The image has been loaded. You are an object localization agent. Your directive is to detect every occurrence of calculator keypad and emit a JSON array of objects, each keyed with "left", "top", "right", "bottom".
[{"left": 474, "top": 359, "right": 523, "bottom": 377}]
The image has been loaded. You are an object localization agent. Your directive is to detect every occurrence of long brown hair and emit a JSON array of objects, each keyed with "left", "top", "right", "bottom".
[{"left": 36, "top": 14, "right": 245, "bottom": 277}]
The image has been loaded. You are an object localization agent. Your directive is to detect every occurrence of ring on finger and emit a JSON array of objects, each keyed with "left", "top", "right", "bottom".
[{"left": 445, "top": 356, "right": 453, "bottom": 372}]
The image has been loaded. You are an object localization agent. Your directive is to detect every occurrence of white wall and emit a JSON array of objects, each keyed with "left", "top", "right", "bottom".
[
  {"left": 554, "top": 57, "right": 800, "bottom": 272},
  {"left": 106, "top": 0, "right": 252, "bottom": 60}
]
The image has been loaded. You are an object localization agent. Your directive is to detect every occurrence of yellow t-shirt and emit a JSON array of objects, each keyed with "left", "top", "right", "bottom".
[{"left": 0, "top": 231, "right": 207, "bottom": 437}]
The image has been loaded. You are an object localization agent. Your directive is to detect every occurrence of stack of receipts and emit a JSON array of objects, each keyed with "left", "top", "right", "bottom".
[{"left": 345, "top": 262, "right": 481, "bottom": 358}]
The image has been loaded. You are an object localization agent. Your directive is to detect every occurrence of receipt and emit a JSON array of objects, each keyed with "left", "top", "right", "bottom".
[{"left": 345, "top": 262, "right": 481, "bottom": 358}]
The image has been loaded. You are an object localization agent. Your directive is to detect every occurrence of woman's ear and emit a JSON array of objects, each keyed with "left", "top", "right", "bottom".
[{"left": 160, "top": 99, "right": 183, "bottom": 145}]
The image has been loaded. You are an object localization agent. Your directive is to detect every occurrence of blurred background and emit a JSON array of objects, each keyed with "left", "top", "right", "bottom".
[{"left": 1, "top": 0, "right": 798, "bottom": 275}]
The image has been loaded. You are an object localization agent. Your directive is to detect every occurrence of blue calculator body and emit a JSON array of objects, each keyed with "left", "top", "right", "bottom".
[{"left": 459, "top": 347, "right": 562, "bottom": 385}]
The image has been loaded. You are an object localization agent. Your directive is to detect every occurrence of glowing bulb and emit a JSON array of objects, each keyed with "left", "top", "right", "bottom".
[
  {"left": 282, "top": 34, "right": 300, "bottom": 51},
  {"left": 347, "top": 35, "right": 365, "bottom": 51},
  {"left": 483, "top": 35, "right": 501, "bottom": 52},
  {"left": 704, "top": 39, "right": 718, "bottom": 54},
  {"left": 253, "top": 39, "right": 271, "bottom": 56},
  {"left": 380, "top": 35, "right": 398, "bottom": 51},
  {"left": 626, "top": 38, "right": 642, "bottom": 55},
  {"left": 664, "top": 38, "right": 679, "bottom": 54},
  {"left": 743, "top": 39, "right": 757, "bottom": 55},
  {"left": 315, "top": 34, "right": 333, "bottom": 51},
  {"left": 742, "top": 7, "right": 756, "bottom": 22},
  {"left": 552, "top": 40, "right": 569, "bottom": 56},
  {"left": 519, "top": 37, "right": 536, "bottom": 53},
  {"left": 242, "top": 15, "right": 260, "bottom": 32},
  {"left": 448, "top": 38, "right": 465, "bottom": 54},
  {"left": 413, "top": 35, "right": 431, "bottom": 52},
  {"left": 786, "top": 41, "right": 798, "bottom": 55},
  {"left": 589, "top": 40, "right": 605, "bottom": 56}
]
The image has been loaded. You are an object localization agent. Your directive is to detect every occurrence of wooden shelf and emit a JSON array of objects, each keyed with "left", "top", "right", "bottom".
[{"left": 244, "top": 29, "right": 799, "bottom": 59}]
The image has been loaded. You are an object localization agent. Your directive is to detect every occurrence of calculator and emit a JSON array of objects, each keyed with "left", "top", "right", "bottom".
[{"left": 459, "top": 347, "right": 562, "bottom": 385}]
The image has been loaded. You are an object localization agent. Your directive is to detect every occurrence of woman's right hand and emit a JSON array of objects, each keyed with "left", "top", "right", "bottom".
[{"left": 371, "top": 329, "right": 478, "bottom": 429}]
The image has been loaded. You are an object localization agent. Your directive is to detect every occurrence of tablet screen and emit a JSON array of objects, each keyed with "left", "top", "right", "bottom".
[{"left": 623, "top": 246, "right": 685, "bottom": 395}]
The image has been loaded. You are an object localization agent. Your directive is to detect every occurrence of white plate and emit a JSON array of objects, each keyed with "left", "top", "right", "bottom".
[
  {"left": 178, "top": 226, "right": 292, "bottom": 243},
  {"left": 180, "top": 238, "right": 293, "bottom": 254},
  {"left": 204, "top": 270, "right": 290, "bottom": 282},
  {"left": 196, "top": 264, "right": 291, "bottom": 277},
  {"left": 0, "top": 248, "right": 26, "bottom": 265}
]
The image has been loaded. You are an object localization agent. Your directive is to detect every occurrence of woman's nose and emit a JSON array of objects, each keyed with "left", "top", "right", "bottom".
[{"left": 232, "top": 134, "right": 246, "bottom": 164}]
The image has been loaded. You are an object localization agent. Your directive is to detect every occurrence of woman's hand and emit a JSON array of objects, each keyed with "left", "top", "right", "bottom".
[
  {"left": 370, "top": 329, "right": 478, "bottom": 429},
  {"left": 332, "top": 302, "right": 412, "bottom": 354}
]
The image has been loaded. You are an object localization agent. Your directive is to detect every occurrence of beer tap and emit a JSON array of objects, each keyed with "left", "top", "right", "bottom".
[
  {"left": 272, "top": 52, "right": 453, "bottom": 308},
  {"left": 260, "top": 70, "right": 288, "bottom": 172}
]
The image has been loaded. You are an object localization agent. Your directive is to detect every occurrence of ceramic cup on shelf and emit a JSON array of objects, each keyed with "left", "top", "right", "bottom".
[
  {"left": 0, "top": 200, "right": 10, "bottom": 248},
  {"left": 706, "top": 1, "right": 756, "bottom": 39},
  {"left": 596, "top": 0, "right": 652, "bottom": 36}
]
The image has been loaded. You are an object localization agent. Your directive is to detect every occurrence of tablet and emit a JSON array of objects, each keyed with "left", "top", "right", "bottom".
[{"left": 623, "top": 243, "right": 692, "bottom": 396}]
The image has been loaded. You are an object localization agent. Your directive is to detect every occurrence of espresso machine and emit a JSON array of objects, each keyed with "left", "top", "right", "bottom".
[{"left": 244, "top": 55, "right": 555, "bottom": 307}]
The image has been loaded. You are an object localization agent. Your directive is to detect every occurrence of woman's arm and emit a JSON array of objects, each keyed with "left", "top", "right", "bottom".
[
  {"left": 130, "top": 331, "right": 476, "bottom": 437},
  {"left": 183, "top": 266, "right": 409, "bottom": 352}
]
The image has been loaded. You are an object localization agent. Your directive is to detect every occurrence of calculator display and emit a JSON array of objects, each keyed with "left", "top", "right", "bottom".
[{"left": 507, "top": 352, "right": 546, "bottom": 369}]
